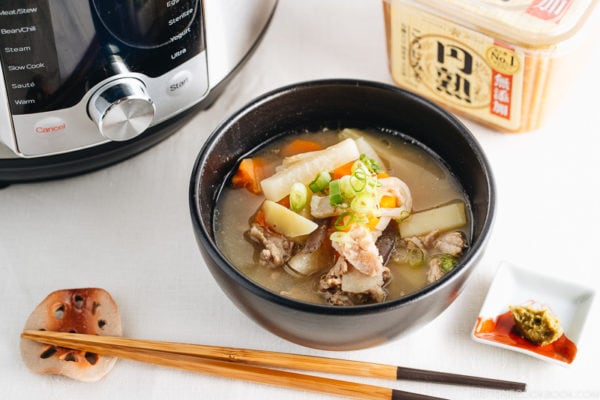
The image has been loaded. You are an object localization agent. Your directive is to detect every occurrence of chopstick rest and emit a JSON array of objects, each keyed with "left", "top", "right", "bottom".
[{"left": 21, "top": 330, "right": 526, "bottom": 399}]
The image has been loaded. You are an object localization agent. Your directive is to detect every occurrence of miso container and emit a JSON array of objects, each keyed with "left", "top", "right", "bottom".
[{"left": 383, "top": 0, "right": 599, "bottom": 132}]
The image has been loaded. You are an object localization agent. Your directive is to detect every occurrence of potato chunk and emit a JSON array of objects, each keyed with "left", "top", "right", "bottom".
[{"left": 262, "top": 200, "right": 318, "bottom": 237}]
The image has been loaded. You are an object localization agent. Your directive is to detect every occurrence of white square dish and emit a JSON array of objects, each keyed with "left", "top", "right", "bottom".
[{"left": 471, "top": 261, "right": 595, "bottom": 366}]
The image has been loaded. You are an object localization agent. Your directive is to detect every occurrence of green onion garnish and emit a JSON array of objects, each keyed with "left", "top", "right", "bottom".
[
  {"left": 329, "top": 179, "right": 343, "bottom": 206},
  {"left": 438, "top": 254, "right": 457, "bottom": 272},
  {"left": 407, "top": 247, "right": 424, "bottom": 268},
  {"left": 334, "top": 212, "right": 354, "bottom": 231},
  {"left": 350, "top": 173, "right": 367, "bottom": 192},
  {"left": 351, "top": 192, "right": 377, "bottom": 214},
  {"left": 397, "top": 210, "right": 411, "bottom": 221},
  {"left": 289, "top": 182, "right": 308, "bottom": 212},
  {"left": 360, "top": 154, "right": 380, "bottom": 173},
  {"left": 329, "top": 231, "right": 346, "bottom": 243},
  {"left": 308, "top": 171, "right": 331, "bottom": 193},
  {"left": 339, "top": 175, "right": 356, "bottom": 199}
]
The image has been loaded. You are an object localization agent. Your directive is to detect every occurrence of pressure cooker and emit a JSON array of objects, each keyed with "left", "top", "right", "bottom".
[{"left": 0, "top": 0, "right": 277, "bottom": 184}]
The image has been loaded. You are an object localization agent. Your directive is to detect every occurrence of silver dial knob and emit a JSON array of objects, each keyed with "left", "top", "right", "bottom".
[{"left": 88, "top": 77, "right": 155, "bottom": 142}]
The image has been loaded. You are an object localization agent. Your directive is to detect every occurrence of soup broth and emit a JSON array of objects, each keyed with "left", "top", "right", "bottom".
[{"left": 214, "top": 128, "right": 471, "bottom": 305}]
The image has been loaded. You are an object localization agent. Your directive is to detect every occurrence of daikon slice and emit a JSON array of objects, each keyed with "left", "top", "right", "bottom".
[{"left": 260, "top": 138, "right": 360, "bottom": 202}]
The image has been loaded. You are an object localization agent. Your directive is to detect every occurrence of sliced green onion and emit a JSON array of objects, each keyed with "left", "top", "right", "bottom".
[
  {"left": 334, "top": 212, "right": 354, "bottom": 231},
  {"left": 350, "top": 160, "right": 363, "bottom": 174},
  {"left": 329, "top": 231, "right": 347, "bottom": 243},
  {"left": 365, "top": 176, "right": 379, "bottom": 192},
  {"left": 352, "top": 214, "right": 368, "bottom": 225},
  {"left": 351, "top": 192, "right": 377, "bottom": 214},
  {"left": 360, "top": 154, "right": 380, "bottom": 173},
  {"left": 308, "top": 171, "right": 331, "bottom": 193},
  {"left": 329, "top": 179, "right": 343, "bottom": 206},
  {"left": 397, "top": 210, "right": 411, "bottom": 222},
  {"left": 350, "top": 161, "right": 381, "bottom": 194},
  {"left": 339, "top": 175, "right": 356, "bottom": 199},
  {"left": 289, "top": 182, "right": 308, "bottom": 212},
  {"left": 438, "top": 254, "right": 457, "bottom": 272},
  {"left": 407, "top": 247, "right": 424, "bottom": 268},
  {"left": 352, "top": 167, "right": 367, "bottom": 181},
  {"left": 350, "top": 174, "right": 367, "bottom": 192}
]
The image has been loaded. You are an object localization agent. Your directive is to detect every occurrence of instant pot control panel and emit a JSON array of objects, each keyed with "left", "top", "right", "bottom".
[{"left": 0, "top": 0, "right": 209, "bottom": 157}]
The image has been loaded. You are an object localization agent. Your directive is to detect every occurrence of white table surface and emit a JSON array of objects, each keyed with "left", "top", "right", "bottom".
[{"left": 2, "top": 1, "right": 599, "bottom": 399}]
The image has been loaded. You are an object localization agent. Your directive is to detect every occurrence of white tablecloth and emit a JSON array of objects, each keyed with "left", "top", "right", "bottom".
[{"left": 2, "top": 1, "right": 599, "bottom": 399}]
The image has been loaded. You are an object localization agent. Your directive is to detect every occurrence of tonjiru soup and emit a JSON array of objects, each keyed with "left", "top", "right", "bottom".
[{"left": 214, "top": 128, "right": 471, "bottom": 306}]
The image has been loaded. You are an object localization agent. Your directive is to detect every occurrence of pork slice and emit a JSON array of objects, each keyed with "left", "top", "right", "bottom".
[
  {"left": 421, "top": 229, "right": 440, "bottom": 248},
  {"left": 310, "top": 195, "right": 341, "bottom": 218},
  {"left": 248, "top": 223, "right": 295, "bottom": 268},
  {"left": 379, "top": 177, "right": 413, "bottom": 212},
  {"left": 319, "top": 256, "right": 391, "bottom": 306},
  {"left": 341, "top": 268, "right": 386, "bottom": 302},
  {"left": 319, "top": 256, "right": 348, "bottom": 293},
  {"left": 331, "top": 224, "right": 383, "bottom": 276},
  {"left": 434, "top": 231, "right": 467, "bottom": 256},
  {"left": 427, "top": 257, "right": 444, "bottom": 284}
]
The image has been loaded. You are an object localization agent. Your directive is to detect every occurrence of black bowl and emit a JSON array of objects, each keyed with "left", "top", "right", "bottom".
[{"left": 189, "top": 79, "right": 495, "bottom": 350}]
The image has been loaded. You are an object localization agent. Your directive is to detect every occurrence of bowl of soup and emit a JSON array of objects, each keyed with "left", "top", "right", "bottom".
[{"left": 189, "top": 79, "right": 495, "bottom": 350}]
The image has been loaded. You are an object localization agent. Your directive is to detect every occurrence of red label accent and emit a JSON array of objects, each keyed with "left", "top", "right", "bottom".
[
  {"left": 490, "top": 71, "right": 512, "bottom": 120},
  {"left": 526, "top": 0, "right": 572, "bottom": 21},
  {"left": 35, "top": 123, "right": 66, "bottom": 134}
]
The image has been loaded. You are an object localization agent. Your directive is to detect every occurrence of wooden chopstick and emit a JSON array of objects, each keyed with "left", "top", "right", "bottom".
[
  {"left": 21, "top": 330, "right": 525, "bottom": 398},
  {"left": 21, "top": 330, "right": 444, "bottom": 400}
]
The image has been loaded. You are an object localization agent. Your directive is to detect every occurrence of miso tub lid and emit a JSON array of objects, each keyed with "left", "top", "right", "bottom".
[{"left": 392, "top": 0, "right": 599, "bottom": 48}]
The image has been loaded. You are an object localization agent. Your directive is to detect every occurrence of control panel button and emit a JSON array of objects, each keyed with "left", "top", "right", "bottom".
[
  {"left": 87, "top": 78, "right": 155, "bottom": 142},
  {"left": 34, "top": 117, "right": 66, "bottom": 135},
  {"left": 167, "top": 70, "right": 192, "bottom": 96}
]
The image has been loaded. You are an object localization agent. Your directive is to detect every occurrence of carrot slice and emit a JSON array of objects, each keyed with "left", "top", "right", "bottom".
[
  {"left": 331, "top": 161, "right": 354, "bottom": 179},
  {"left": 252, "top": 209, "right": 267, "bottom": 227},
  {"left": 231, "top": 158, "right": 265, "bottom": 194},
  {"left": 277, "top": 195, "right": 291, "bottom": 209},
  {"left": 280, "top": 139, "right": 324, "bottom": 157},
  {"left": 379, "top": 195, "right": 397, "bottom": 208},
  {"left": 366, "top": 216, "right": 380, "bottom": 231}
]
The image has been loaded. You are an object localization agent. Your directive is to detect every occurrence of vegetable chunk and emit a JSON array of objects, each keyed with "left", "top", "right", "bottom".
[
  {"left": 260, "top": 139, "right": 360, "bottom": 201},
  {"left": 231, "top": 158, "right": 265, "bottom": 194},
  {"left": 399, "top": 202, "right": 466, "bottom": 238},
  {"left": 261, "top": 200, "right": 318, "bottom": 237}
]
